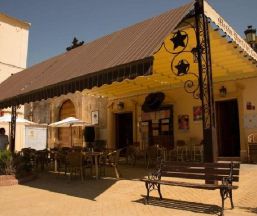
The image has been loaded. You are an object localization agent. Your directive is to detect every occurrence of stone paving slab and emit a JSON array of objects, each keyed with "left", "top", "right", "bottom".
[{"left": 0, "top": 164, "right": 257, "bottom": 216}]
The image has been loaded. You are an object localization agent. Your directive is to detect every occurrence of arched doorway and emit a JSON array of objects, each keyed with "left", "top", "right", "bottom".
[{"left": 58, "top": 100, "right": 76, "bottom": 147}]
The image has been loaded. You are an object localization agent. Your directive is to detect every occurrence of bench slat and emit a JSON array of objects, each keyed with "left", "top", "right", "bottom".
[
  {"left": 163, "top": 161, "right": 240, "bottom": 169},
  {"left": 162, "top": 172, "right": 239, "bottom": 182},
  {"left": 141, "top": 178, "right": 239, "bottom": 190},
  {"left": 162, "top": 167, "right": 239, "bottom": 175}
]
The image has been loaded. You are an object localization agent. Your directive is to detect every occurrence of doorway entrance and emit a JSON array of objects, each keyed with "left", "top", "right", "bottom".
[
  {"left": 58, "top": 100, "right": 76, "bottom": 147},
  {"left": 215, "top": 99, "right": 240, "bottom": 157},
  {"left": 115, "top": 112, "right": 133, "bottom": 150}
]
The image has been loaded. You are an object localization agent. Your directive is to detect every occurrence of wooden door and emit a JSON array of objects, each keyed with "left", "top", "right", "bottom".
[
  {"left": 115, "top": 112, "right": 133, "bottom": 150},
  {"left": 59, "top": 100, "right": 75, "bottom": 147},
  {"left": 216, "top": 99, "right": 240, "bottom": 157}
]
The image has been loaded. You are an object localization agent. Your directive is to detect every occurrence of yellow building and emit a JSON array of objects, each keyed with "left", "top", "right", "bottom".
[
  {"left": 0, "top": 13, "right": 30, "bottom": 150},
  {"left": 0, "top": 1, "right": 257, "bottom": 162}
]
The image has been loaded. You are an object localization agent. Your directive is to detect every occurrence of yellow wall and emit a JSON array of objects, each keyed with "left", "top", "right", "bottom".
[{"left": 105, "top": 75, "right": 257, "bottom": 162}]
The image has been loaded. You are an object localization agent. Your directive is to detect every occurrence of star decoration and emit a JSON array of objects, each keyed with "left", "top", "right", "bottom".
[
  {"left": 170, "top": 30, "right": 187, "bottom": 50},
  {"left": 175, "top": 60, "right": 190, "bottom": 76}
]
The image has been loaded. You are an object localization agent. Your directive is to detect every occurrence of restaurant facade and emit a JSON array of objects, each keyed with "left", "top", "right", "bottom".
[{"left": 0, "top": 0, "right": 257, "bottom": 162}]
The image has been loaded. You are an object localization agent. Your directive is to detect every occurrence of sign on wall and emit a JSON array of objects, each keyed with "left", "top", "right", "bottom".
[{"left": 25, "top": 126, "right": 47, "bottom": 150}]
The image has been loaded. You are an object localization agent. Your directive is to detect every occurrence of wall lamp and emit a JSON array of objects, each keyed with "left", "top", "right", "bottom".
[
  {"left": 219, "top": 86, "right": 227, "bottom": 97},
  {"left": 117, "top": 102, "right": 125, "bottom": 110}
]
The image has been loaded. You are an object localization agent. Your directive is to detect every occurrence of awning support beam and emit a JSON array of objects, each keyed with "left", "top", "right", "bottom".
[
  {"left": 195, "top": 0, "right": 217, "bottom": 162},
  {"left": 10, "top": 105, "right": 17, "bottom": 153}
]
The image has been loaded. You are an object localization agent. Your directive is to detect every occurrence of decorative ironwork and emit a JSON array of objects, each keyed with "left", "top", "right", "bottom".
[
  {"left": 220, "top": 162, "right": 235, "bottom": 215},
  {"left": 10, "top": 105, "right": 17, "bottom": 153},
  {"left": 66, "top": 37, "right": 84, "bottom": 51},
  {"left": 170, "top": 30, "right": 188, "bottom": 50},
  {"left": 194, "top": 0, "right": 215, "bottom": 131},
  {"left": 160, "top": 19, "right": 201, "bottom": 99},
  {"left": 144, "top": 164, "right": 163, "bottom": 203},
  {"left": 158, "top": 1, "right": 215, "bottom": 128},
  {"left": 156, "top": 0, "right": 216, "bottom": 162}
]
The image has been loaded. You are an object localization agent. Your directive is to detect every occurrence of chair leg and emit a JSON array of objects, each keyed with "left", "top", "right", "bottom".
[
  {"left": 114, "top": 165, "right": 120, "bottom": 179},
  {"left": 80, "top": 167, "right": 84, "bottom": 182}
]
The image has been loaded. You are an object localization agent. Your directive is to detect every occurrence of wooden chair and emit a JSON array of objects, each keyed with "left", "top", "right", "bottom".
[
  {"left": 99, "top": 148, "right": 122, "bottom": 178},
  {"left": 193, "top": 140, "right": 203, "bottom": 162},
  {"left": 35, "top": 149, "right": 49, "bottom": 171},
  {"left": 65, "top": 152, "right": 84, "bottom": 181},
  {"left": 72, "top": 146, "right": 83, "bottom": 152},
  {"left": 20, "top": 148, "right": 37, "bottom": 168},
  {"left": 145, "top": 146, "right": 162, "bottom": 169},
  {"left": 126, "top": 145, "right": 137, "bottom": 166},
  {"left": 176, "top": 140, "right": 188, "bottom": 161}
]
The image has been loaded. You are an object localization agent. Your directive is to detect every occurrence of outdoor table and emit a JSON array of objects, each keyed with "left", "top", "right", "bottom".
[{"left": 82, "top": 151, "right": 103, "bottom": 179}]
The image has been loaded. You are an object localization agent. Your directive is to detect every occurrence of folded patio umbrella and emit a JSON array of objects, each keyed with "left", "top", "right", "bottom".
[{"left": 49, "top": 117, "right": 89, "bottom": 147}]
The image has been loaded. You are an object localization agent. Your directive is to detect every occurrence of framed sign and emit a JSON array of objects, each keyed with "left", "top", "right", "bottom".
[
  {"left": 91, "top": 110, "right": 99, "bottom": 125},
  {"left": 178, "top": 114, "right": 189, "bottom": 130},
  {"left": 193, "top": 106, "right": 202, "bottom": 121}
]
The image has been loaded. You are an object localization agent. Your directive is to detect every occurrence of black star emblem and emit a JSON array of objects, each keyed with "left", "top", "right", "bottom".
[
  {"left": 170, "top": 31, "right": 187, "bottom": 50},
  {"left": 175, "top": 60, "right": 190, "bottom": 76}
]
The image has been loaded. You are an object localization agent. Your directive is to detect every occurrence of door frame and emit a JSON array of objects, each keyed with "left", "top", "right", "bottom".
[
  {"left": 114, "top": 111, "right": 133, "bottom": 149},
  {"left": 215, "top": 98, "right": 240, "bottom": 157}
]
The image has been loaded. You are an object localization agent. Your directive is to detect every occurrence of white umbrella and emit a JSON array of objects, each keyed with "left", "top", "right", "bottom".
[
  {"left": 49, "top": 117, "right": 88, "bottom": 147},
  {"left": 49, "top": 117, "right": 86, "bottom": 127},
  {"left": 0, "top": 115, "right": 36, "bottom": 124}
]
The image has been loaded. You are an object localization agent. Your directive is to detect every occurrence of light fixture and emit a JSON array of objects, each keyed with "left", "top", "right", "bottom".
[
  {"left": 117, "top": 102, "right": 124, "bottom": 110},
  {"left": 244, "top": 25, "right": 256, "bottom": 49},
  {"left": 219, "top": 86, "right": 227, "bottom": 97}
]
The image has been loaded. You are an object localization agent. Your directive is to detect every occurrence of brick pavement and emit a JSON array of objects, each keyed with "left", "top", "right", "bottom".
[{"left": 0, "top": 164, "right": 257, "bottom": 216}]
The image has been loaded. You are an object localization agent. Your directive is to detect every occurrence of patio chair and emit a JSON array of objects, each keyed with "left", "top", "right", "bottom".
[
  {"left": 99, "top": 148, "right": 122, "bottom": 178},
  {"left": 192, "top": 140, "right": 203, "bottom": 162},
  {"left": 65, "top": 151, "right": 84, "bottom": 181},
  {"left": 72, "top": 146, "right": 83, "bottom": 152},
  {"left": 20, "top": 148, "right": 37, "bottom": 168},
  {"left": 176, "top": 140, "right": 188, "bottom": 161},
  {"left": 55, "top": 150, "right": 68, "bottom": 174},
  {"left": 145, "top": 145, "right": 162, "bottom": 169},
  {"left": 126, "top": 145, "right": 137, "bottom": 166},
  {"left": 35, "top": 149, "right": 49, "bottom": 171}
]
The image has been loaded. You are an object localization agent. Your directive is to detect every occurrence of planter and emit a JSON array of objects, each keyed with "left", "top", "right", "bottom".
[{"left": 0, "top": 174, "right": 37, "bottom": 186}]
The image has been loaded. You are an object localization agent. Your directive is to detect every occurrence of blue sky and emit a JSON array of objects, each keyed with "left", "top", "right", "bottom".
[{"left": 1, "top": 0, "right": 257, "bottom": 67}]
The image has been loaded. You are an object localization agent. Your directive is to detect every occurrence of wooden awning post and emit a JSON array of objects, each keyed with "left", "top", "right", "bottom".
[{"left": 10, "top": 105, "right": 17, "bottom": 153}]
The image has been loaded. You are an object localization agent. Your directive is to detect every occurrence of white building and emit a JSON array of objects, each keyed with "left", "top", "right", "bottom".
[{"left": 0, "top": 13, "right": 30, "bottom": 150}]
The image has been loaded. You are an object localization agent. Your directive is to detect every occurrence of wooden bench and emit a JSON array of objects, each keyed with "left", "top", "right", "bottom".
[{"left": 141, "top": 161, "right": 240, "bottom": 216}]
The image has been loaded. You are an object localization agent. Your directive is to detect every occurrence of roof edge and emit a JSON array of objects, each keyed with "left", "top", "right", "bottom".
[{"left": 204, "top": 0, "right": 257, "bottom": 62}]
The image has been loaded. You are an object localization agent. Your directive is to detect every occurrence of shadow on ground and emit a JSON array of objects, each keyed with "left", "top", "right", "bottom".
[
  {"left": 134, "top": 196, "right": 221, "bottom": 215},
  {"left": 21, "top": 170, "right": 118, "bottom": 201},
  {"left": 21, "top": 164, "right": 148, "bottom": 201},
  {"left": 238, "top": 206, "right": 257, "bottom": 214}
]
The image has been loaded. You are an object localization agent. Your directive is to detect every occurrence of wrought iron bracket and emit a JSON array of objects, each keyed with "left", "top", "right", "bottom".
[{"left": 155, "top": 0, "right": 216, "bottom": 162}]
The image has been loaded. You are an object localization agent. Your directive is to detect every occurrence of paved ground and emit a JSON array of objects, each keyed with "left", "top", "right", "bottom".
[{"left": 0, "top": 163, "right": 257, "bottom": 216}]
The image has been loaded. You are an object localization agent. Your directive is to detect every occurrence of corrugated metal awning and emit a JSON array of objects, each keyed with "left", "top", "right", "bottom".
[{"left": 0, "top": 1, "right": 194, "bottom": 108}]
